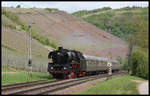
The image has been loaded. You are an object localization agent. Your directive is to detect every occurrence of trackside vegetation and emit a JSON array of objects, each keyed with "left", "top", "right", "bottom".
[
  {"left": 74, "top": 75, "right": 146, "bottom": 94},
  {"left": 130, "top": 49, "right": 148, "bottom": 79},
  {"left": 2, "top": 66, "right": 55, "bottom": 85}
]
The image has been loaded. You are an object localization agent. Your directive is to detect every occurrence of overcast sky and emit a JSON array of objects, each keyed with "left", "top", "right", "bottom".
[{"left": 2, "top": 1, "right": 149, "bottom": 13}]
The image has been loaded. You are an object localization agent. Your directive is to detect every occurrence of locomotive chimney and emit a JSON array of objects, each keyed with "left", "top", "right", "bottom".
[{"left": 58, "top": 46, "right": 63, "bottom": 50}]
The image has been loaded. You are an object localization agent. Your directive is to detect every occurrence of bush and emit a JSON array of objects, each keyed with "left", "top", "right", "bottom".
[
  {"left": 130, "top": 50, "right": 148, "bottom": 79},
  {"left": 116, "top": 56, "right": 128, "bottom": 70},
  {"left": 31, "top": 31, "right": 58, "bottom": 49}
]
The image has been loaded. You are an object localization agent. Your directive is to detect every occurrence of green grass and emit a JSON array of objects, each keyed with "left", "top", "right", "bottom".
[
  {"left": 2, "top": 66, "right": 55, "bottom": 85},
  {"left": 74, "top": 75, "right": 146, "bottom": 95}
]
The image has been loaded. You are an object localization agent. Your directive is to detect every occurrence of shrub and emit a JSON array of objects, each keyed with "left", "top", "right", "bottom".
[
  {"left": 21, "top": 25, "right": 28, "bottom": 31},
  {"left": 31, "top": 31, "right": 58, "bottom": 49},
  {"left": 116, "top": 56, "right": 128, "bottom": 70},
  {"left": 130, "top": 50, "right": 148, "bottom": 79}
]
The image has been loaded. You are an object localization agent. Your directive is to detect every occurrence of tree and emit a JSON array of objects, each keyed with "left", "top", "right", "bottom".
[
  {"left": 135, "top": 16, "right": 148, "bottom": 50},
  {"left": 127, "top": 34, "right": 136, "bottom": 72},
  {"left": 16, "top": 5, "right": 21, "bottom": 8}
]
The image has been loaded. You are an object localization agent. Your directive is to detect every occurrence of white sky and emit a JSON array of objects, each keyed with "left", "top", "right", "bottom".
[{"left": 2, "top": 1, "right": 149, "bottom": 13}]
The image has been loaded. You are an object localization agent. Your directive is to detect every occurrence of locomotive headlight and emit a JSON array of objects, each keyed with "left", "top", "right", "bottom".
[
  {"left": 64, "top": 67, "right": 67, "bottom": 69},
  {"left": 50, "top": 67, "right": 53, "bottom": 69}
]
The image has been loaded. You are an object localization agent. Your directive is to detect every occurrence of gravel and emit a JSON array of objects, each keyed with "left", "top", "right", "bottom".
[
  {"left": 138, "top": 81, "right": 149, "bottom": 95},
  {"left": 50, "top": 78, "right": 107, "bottom": 94}
]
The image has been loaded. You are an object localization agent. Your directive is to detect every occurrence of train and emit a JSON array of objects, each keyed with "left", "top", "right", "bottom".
[{"left": 48, "top": 47, "right": 120, "bottom": 79}]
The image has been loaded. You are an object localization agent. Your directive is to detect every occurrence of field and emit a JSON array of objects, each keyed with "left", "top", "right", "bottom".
[
  {"left": 74, "top": 74, "right": 146, "bottom": 94},
  {"left": 2, "top": 66, "right": 55, "bottom": 85}
]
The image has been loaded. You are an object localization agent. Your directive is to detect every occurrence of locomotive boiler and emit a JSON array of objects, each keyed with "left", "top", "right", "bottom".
[{"left": 48, "top": 47, "right": 120, "bottom": 79}]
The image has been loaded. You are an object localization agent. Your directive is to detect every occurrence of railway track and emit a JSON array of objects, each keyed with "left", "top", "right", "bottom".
[
  {"left": 2, "top": 70, "right": 126, "bottom": 95},
  {"left": 2, "top": 80, "right": 49, "bottom": 89},
  {"left": 2, "top": 79, "right": 59, "bottom": 95}
]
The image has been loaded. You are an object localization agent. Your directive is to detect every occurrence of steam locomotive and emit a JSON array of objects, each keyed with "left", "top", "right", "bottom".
[{"left": 48, "top": 47, "right": 120, "bottom": 79}]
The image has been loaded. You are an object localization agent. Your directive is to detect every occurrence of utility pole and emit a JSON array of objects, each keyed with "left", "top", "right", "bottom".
[{"left": 28, "top": 22, "right": 35, "bottom": 77}]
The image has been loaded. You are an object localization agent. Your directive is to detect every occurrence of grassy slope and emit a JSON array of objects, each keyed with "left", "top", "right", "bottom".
[
  {"left": 2, "top": 67, "right": 55, "bottom": 85},
  {"left": 2, "top": 26, "right": 49, "bottom": 58},
  {"left": 74, "top": 75, "right": 146, "bottom": 94},
  {"left": 3, "top": 7, "right": 58, "bottom": 49},
  {"left": 72, "top": 7, "right": 148, "bottom": 40},
  {"left": 2, "top": 7, "right": 128, "bottom": 58},
  {"left": 2, "top": 8, "right": 54, "bottom": 58},
  {"left": 2, "top": 7, "right": 54, "bottom": 72},
  {"left": 16, "top": 7, "right": 127, "bottom": 58}
]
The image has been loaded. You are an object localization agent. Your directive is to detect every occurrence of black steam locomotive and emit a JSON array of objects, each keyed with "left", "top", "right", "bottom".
[{"left": 48, "top": 47, "right": 120, "bottom": 79}]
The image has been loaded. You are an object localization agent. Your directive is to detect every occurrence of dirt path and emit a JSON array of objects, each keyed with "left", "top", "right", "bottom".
[{"left": 138, "top": 81, "right": 149, "bottom": 95}]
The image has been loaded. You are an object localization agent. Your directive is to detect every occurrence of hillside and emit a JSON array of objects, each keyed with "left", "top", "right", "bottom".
[
  {"left": 72, "top": 6, "right": 148, "bottom": 40},
  {"left": 2, "top": 7, "right": 128, "bottom": 60}
]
